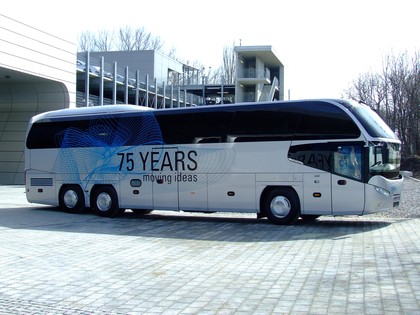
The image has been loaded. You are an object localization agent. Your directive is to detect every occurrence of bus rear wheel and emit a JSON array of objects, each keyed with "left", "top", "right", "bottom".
[
  {"left": 59, "top": 185, "right": 85, "bottom": 214},
  {"left": 92, "top": 186, "right": 120, "bottom": 217},
  {"left": 263, "top": 188, "right": 300, "bottom": 225}
]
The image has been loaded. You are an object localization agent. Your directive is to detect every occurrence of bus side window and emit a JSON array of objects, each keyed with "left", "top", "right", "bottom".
[
  {"left": 288, "top": 144, "right": 333, "bottom": 172},
  {"left": 333, "top": 145, "right": 362, "bottom": 180}
]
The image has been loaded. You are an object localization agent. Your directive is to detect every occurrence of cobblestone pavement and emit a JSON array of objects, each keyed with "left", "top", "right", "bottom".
[{"left": 0, "top": 185, "right": 419, "bottom": 314}]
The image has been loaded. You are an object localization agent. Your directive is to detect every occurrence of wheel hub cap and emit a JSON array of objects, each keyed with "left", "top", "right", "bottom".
[
  {"left": 270, "top": 196, "right": 291, "bottom": 218},
  {"left": 63, "top": 190, "right": 78, "bottom": 208},
  {"left": 97, "top": 192, "right": 112, "bottom": 211}
]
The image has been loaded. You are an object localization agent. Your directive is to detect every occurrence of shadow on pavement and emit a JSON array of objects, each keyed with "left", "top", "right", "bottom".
[{"left": 0, "top": 205, "right": 394, "bottom": 243}]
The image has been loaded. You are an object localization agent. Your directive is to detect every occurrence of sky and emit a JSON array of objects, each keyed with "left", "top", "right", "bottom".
[{"left": 6, "top": 0, "right": 419, "bottom": 99}]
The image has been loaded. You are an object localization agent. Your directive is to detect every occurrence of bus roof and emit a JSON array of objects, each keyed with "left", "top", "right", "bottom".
[
  {"left": 30, "top": 99, "right": 362, "bottom": 123},
  {"left": 30, "top": 104, "right": 153, "bottom": 123}
]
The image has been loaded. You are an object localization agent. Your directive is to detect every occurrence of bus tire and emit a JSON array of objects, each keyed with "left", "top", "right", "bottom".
[
  {"left": 59, "top": 185, "right": 85, "bottom": 214},
  {"left": 92, "top": 186, "right": 120, "bottom": 217},
  {"left": 263, "top": 188, "right": 300, "bottom": 225}
]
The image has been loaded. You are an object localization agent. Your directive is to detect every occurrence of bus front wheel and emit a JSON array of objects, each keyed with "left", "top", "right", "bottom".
[
  {"left": 59, "top": 185, "right": 85, "bottom": 214},
  {"left": 263, "top": 188, "right": 300, "bottom": 225},
  {"left": 92, "top": 186, "right": 120, "bottom": 217}
]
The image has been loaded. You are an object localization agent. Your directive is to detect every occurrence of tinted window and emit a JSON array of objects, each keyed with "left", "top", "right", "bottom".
[
  {"left": 347, "top": 102, "right": 398, "bottom": 140},
  {"left": 58, "top": 117, "right": 120, "bottom": 148},
  {"left": 27, "top": 113, "right": 163, "bottom": 149},
  {"left": 155, "top": 110, "right": 235, "bottom": 144},
  {"left": 192, "top": 111, "right": 234, "bottom": 143},
  {"left": 27, "top": 121, "right": 55, "bottom": 149},
  {"left": 27, "top": 120, "right": 93, "bottom": 149},
  {"left": 230, "top": 106, "right": 300, "bottom": 141},
  {"left": 155, "top": 112, "right": 194, "bottom": 144},
  {"left": 294, "top": 102, "right": 360, "bottom": 139},
  {"left": 118, "top": 112, "right": 163, "bottom": 145},
  {"left": 289, "top": 142, "right": 364, "bottom": 181},
  {"left": 27, "top": 101, "right": 362, "bottom": 148}
]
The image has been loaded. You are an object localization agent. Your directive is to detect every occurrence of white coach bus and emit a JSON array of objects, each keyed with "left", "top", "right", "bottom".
[{"left": 25, "top": 99, "right": 404, "bottom": 225}]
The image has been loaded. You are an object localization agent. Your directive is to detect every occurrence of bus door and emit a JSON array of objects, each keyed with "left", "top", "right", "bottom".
[
  {"left": 151, "top": 147, "right": 179, "bottom": 210},
  {"left": 289, "top": 142, "right": 365, "bottom": 215},
  {"left": 331, "top": 175, "right": 364, "bottom": 215},
  {"left": 331, "top": 145, "right": 365, "bottom": 215}
]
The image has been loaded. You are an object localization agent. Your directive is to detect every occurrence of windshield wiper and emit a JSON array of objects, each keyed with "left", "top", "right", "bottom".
[{"left": 371, "top": 161, "right": 382, "bottom": 167}]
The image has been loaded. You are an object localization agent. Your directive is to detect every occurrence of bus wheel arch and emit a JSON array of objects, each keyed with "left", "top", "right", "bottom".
[
  {"left": 91, "top": 185, "right": 121, "bottom": 217},
  {"left": 59, "top": 184, "right": 86, "bottom": 214},
  {"left": 260, "top": 186, "right": 301, "bottom": 225}
]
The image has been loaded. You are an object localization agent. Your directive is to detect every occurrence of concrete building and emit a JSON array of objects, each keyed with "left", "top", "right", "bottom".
[
  {"left": 0, "top": 14, "right": 76, "bottom": 184},
  {"left": 235, "top": 45, "right": 284, "bottom": 103},
  {"left": 77, "top": 46, "right": 284, "bottom": 108},
  {"left": 76, "top": 50, "right": 199, "bottom": 108}
]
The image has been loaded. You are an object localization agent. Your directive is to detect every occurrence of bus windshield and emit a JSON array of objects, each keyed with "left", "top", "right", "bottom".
[
  {"left": 368, "top": 142, "right": 401, "bottom": 179},
  {"left": 347, "top": 101, "right": 399, "bottom": 140}
]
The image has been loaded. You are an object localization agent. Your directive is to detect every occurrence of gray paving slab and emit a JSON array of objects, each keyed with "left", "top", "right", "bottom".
[{"left": 0, "top": 185, "right": 419, "bottom": 314}]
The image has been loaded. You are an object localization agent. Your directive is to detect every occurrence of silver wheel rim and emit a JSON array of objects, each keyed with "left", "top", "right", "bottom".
[
  {"left": 96, "top": 192, "right": 112, "bottom": 212},
  {"left": 63, "top": 190, "right": 78, "bottom": 208},
  {"left": 270, "top": 196, "right": 291, "bottom": 218}
]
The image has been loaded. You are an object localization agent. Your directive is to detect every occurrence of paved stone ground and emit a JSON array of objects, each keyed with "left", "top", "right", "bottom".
[{"left": 0, "top": 186, "right": 419, "bottom": 314}]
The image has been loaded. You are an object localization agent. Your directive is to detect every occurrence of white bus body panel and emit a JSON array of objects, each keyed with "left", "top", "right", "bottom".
[
  {"left": 152, "top": 174, "right": 178, "bottom": 210},
  {"left": 179, "top": 174, "right": 208, "bottom": 211},
  {"left": 208, "top": 173, "right": 256, "bottom": 212},
  {"left": 331, "top": 174, "right": 365, "bottom": 215},
  {"left": 25, "top": 170, "right": 58, "bottom": 206},
  {"left": 302, "top": 173, "right": 332, "bottom": 215},
  {"left": 364, "top": 175, "right": 404, "bottom": 214},
  {"left": 25, "top": 149, "right": 60, "bottom": 206},
  {"left": 119, "top": 175, "right": 153, "bottom": 210}
]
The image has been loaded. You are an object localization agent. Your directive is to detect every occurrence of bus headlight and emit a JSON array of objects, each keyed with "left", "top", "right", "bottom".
[{"left": 375, "top": 186, "right": 391, "bottom": 197}]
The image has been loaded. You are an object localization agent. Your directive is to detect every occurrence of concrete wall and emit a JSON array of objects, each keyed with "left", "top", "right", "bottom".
[{"left": 0, "top": 14, "right": 76, "bottom": 184}]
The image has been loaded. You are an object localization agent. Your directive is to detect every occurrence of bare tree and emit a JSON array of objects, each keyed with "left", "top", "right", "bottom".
[
  {"left": 166, "top": 46, "right": 178, "bottom": 60},
  {"left": 120, "top": 26, "right": 165, "bottom": 51},
  {"left": 221, "top": 42, "right": 236, "bottom": 84},
  {"left": 133, "top": 27, "right": 151, "bottom": 50},
  {"left": 117, "top": 26, "right": 135, "bottom": 51},
  {"left": 94, "top": 29, "right": 114, "bottom": 52},
  {"left": 345, "top": 50, "right": 420, "bottom": 157},
  {"left": 78, "top": 29, "right": 114, "bottom": 52},
  {"left": 78, "top": 31, "right": 97, "bottom": 52},
  {"left": 206, "top": 42, "right": 236, "bottom": 85},
  {"left": 78, "top": 26, "right": 166, "bottom": 53},
  {"left": 149, "top": 35, "right": 164, "bottom": 51},
  {"left": 346, "top": 73, "right": 381, "bottom": 110}
]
